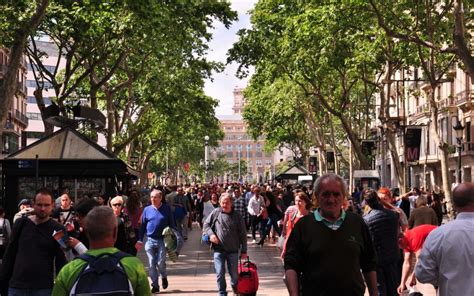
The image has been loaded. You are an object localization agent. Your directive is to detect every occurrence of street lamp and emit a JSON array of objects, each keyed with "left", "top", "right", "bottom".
[
  {"left": 237, "top": 137, "right": 242, "bottom": 183},
  {"left": 204, "top": 135, "right": 209, "bottom": 183},
  {"left": 453, "top": 120, "right": 464, "bottom": 183}
]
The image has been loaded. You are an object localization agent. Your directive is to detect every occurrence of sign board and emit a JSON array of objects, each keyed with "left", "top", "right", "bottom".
[{"left": 405, "top": 128, "right": 422, "bottom": 162}]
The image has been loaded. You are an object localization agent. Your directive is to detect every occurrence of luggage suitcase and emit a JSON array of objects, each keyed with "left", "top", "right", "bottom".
[{"left": 237, "top": 257, "right": 259, "bottom": 295}]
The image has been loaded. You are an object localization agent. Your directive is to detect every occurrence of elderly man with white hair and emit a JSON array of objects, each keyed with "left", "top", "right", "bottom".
[{"left": 203, "top": 193, "right": 247, "bottom": 296}]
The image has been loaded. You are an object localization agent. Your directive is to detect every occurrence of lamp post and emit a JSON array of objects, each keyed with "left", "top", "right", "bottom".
[
  {"left": 204, "top": 135, "right": 209, "bottom": 183},
  {"left": 237, "top": 140, "right": 241, "bottom": 183},
  {"left": 453, "top": 120, "right": 464, "bottom": 184}
]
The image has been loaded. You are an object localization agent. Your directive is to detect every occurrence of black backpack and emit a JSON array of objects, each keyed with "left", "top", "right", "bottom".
[{"left": 70, "top": 251, "right": 134, "bottom": 296}]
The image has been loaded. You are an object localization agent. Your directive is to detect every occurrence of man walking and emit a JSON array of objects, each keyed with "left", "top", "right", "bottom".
[
  {"left": 0, "top": 188, "right": 67, "bottom": 295},
  {"left": 232, "top": 187, "right": 248, "bottom": 230},
  {"left": 136, "top": 189, "right": 175, "bottom": 294},
  {"left": 363, "top": 189, "right": 400, "bottom": 296},
  {"left": 172, "top": 187, "right": 188, "bottom": 240},
  {"left": 52, "top": 206, "right": 150, "bottom": 295},
  {"left": 284, "top": 173, "right": 377, "bottom": 296},
  {"left": 203, "top": 193, "right": 247, "bottom": 296},
  {"left": 416, "top": 182, "right": 474, "bottom": 295}
]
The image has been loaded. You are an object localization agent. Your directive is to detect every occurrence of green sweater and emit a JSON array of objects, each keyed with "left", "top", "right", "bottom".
[
  {"left": 284, "top": 212, "right": 376, "bottom": 296},
  {"left": 52, "top": 247, "right": 150, "bottom": 296}
]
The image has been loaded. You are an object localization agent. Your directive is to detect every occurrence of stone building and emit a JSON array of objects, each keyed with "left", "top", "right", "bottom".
[
  {"left": 373, "top": 66, "right": 473, "bottom": 191},
  {"left": 215, "top": 87, "right": 277, "bottom": 183},
  {"left": 0, "top": 48, "right": 28, "bottom": 157}
]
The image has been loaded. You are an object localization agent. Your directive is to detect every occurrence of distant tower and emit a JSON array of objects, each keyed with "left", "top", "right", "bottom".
[{"left": 232, "top": 87, "right": 245, "bottom": 115}]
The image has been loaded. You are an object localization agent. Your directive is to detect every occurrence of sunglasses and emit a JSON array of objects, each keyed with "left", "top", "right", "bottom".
[{"left": 112, "top": 203, "right": 123, "bottom": 207}]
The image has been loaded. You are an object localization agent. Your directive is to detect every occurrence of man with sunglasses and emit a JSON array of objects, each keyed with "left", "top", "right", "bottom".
[
  {"left": 0, "top": 188, "right": 67, "bottom": 296},
  {"left": 284, "top": 173, "right": 377, "bottom": 296}
]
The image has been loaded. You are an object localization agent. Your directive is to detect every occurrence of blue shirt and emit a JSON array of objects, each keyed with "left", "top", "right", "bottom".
[{"left": 138, "top": 203, "right": 175, "bottom": 241}]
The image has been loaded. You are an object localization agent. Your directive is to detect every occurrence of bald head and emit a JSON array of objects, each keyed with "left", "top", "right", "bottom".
[{"left": 452, "top": 182, "right": 474, "bottom": 210}]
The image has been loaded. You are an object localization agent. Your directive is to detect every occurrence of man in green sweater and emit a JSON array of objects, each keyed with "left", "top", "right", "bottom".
[
  {"left": 52, "top": 206, "right": 150, "bottom": 296},
  {"left": 284, "top": 173, "right": 378, "bottom": 296}
]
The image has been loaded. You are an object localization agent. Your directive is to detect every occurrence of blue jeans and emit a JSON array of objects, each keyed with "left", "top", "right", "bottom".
[
  {"left": 145, "top": 237, "right": 167, "bottom": 288},
  {"left": 8, "top": 288, "right": 52, "bottom": 296},
  {"left": 213, "top": 251, "right": 239, "bottom": 296},
  {"left": 262, "top": 213, "right": 282, "bottom": 240}
]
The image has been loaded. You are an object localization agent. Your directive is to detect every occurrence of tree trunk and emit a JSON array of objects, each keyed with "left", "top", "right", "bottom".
[
  {"left": 339, "top": 114, "right": 371, "bottom": 169},
  {"left": 0, "top": 0, "right": 49, "bottom": 144},
  {"left": 34, "top": 88, "right": 54, "bottom": 135},
  {"left": 106, "top": 91, "right": 114, "bottom": 152},
  {"left": 428, "top": 92, "right": 454, "bottom": 218}
]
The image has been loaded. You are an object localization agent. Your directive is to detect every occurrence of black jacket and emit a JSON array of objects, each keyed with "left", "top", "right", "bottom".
[{"left": 363, "top": 206, "right": 400, "bottom": 265}]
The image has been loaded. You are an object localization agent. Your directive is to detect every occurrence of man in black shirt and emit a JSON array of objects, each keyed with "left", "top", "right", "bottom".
[
  {"left": 0, "top": 188, "right": 67, "bottom": 295},
  {"left": 284, "top": 173, "right": 377, "bottom": 296}
]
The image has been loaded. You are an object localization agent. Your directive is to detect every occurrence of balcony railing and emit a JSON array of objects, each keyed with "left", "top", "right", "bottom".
[
  {"left": 415, "top": 103, "right": 430, "bottom": 114},
  {"left": 14, "top": 109, "right": 29, "bottom": 125},
  {"left": 16, "top": 81, "right": 27, "bottom": 95},
  {"left": 438, "top": 96, "right": 456, "bottom": 108},
  {"left": 455, "top": 89, "right": 474, "bottom": 105},
  {"left": 0, "top": 64, "right": 8, "bottom": 75}
]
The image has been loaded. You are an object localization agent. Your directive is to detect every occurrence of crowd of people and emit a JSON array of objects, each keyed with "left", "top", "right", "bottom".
[{"left": 0, "top": 174, "right": 472, "bottom": 296}]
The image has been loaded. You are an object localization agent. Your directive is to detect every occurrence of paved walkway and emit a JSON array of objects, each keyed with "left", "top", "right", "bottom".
[
  {"left": 138, "top": 223, "right": 436, "bottom": 295},
  {"left": 138, "top": 223, "right": 287, "bottom": 295}
]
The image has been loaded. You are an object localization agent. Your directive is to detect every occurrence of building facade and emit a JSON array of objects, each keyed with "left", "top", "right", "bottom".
[
  {"left": 215, "top": 87, "right": 276, "bottom": 183},
  {"left": 0, "top": 48, "right": 28, "bottom": 157},
  {"left": 374, "top": 66, "right": 473, "bottom": 191}
]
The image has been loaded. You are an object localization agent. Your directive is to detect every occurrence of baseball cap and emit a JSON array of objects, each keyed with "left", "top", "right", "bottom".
[{"left": 18, "top": 199, "right": 32, "bottom": 208}]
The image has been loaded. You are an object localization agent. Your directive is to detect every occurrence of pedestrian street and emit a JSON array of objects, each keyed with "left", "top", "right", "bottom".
[{"left": 137, "top": 222, "right": 436, "bottom": 296}]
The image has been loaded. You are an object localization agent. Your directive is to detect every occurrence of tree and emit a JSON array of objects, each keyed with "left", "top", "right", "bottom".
[
  {"left": 0, "top": 0, "right": 49, "bottom": 147},
  {"left": 368, "top": 0, "right": 463, "bottom": 216},
  {"left": 369, "top": 0, "right": 474, "bottom": 81},
  {"left": 229, "top": 1, "right": 383, "bottom": 170}
]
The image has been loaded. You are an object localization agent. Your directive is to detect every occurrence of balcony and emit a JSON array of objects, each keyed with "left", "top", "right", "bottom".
[
  {"left": 438, "top": 96, "right": 457, "bottom": 112},
  {"left": 0, "top": 64, "right": 7, "bottom": 76},
  {"left": 455, "top": 89, "right": 473, "bottom": 112},
  {"left": 16, "top": 80, "right": 27, "bottom": 96},
  {"left": 3, "top": 120, "right": 20, "bottom": 136},
  {"left": 13, "top": 109, "right": 29, "bottom": 126}
]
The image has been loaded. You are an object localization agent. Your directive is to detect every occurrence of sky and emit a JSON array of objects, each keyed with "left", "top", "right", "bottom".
[{"left": 204, "top": 0, "right": 257, "bottom": 116}]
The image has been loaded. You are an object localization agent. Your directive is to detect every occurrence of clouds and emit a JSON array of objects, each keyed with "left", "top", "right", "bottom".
[{"left": 204, "top": 0, "right": 256, "bottom": 115}]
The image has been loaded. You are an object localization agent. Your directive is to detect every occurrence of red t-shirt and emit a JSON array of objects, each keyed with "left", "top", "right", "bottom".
[{"left": 404, "top": 224, "right": 437, "bottom": 253}]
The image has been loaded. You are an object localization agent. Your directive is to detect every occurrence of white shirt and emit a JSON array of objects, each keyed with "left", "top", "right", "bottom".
[
  {"left": 415, "top": 212, "right": 474, "bottom": 296},
  {"left": 247, "top": 195, "right": 262, "bottom": 216}
]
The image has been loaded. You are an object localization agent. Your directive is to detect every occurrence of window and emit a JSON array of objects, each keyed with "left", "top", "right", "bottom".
[
  {"left": 255, "top": 152, "right": 262, "bottom": 157},
  {"left": 25, "top": 131, "right": 44, "bottom": 139},
  {"left": 246, "top": 144, "right": 252, "bottom": 150},
  {"left": 27, "top": 80, "right": 53, "bottom": 89},
  {"left": 26, "top": 112, "right": 41, "bottom": 120},
  {"left": 256, "top": 143, "right": 262, "bottom": 152},
  {"left": 226, "top": 152, "right": 233, "bottom": 158},
  {"left": 265, "top": 160, "right": 272, "bottom": 166},
  {"left": 226, "top": 144, "right": 233, "bottom": 151},
  {"left": 28, "top": 64, "right": 56, "bottom": 73},
  {"left": 256, "top": 160, "right": 262, "bottom": 167}
]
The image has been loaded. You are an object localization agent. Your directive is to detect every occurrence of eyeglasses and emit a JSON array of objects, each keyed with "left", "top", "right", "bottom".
[{"left": 112, "top": 203, "right": 123, "bottom": 207}]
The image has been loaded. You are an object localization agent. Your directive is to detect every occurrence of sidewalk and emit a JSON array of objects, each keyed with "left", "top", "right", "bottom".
[
  {"left": 138, "top": 223, "right": 436, "bottom": 295},
  {"left": 138, "top": 223, "right": 287, "bottom": 295}
]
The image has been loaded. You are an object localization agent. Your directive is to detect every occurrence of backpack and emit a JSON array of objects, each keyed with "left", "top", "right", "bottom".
[{"left": 70, "top": 251, "right": 134, "bottom": 296}]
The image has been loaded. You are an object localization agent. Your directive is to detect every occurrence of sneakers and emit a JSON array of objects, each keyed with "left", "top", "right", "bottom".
[
  {"left": 162, "top": 277, "right": 168, "bottom": 290},
  {"left": 151, "top": 285, "right": 160, "bottom": 293}
]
